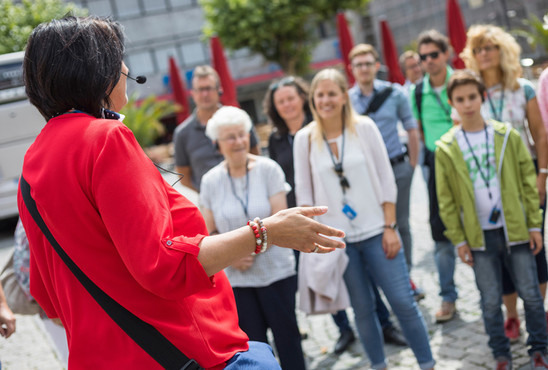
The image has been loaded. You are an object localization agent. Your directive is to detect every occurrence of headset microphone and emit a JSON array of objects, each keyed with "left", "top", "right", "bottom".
[{"left": 121, "top": 72, "right": 147, "bottom": 84}]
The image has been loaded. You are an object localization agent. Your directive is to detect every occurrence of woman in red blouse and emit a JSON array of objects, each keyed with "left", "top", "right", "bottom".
[{"left": 18, "top": 16, "right": 344, "bottom": 369}]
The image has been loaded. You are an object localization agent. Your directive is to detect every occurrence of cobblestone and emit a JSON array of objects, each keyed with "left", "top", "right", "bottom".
[{"left": 0, "top": 169, "right": 544, "bottom": 369}]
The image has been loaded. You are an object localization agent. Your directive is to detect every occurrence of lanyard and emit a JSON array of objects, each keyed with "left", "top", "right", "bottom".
[
  {"left": 323, "top": 123, "right": 350, "bottom": 194},
  {"left": 486, "top": 89, "right": 505, "bottom": 122},
  {"left": 462, "top": 124, "right": 492, "bottom": 200},
  {"left": 227, "top": 159, "right": 250, "bottom": 219},
  {"left": 432, "top": 89, "right": 452, "bottom": 121}
]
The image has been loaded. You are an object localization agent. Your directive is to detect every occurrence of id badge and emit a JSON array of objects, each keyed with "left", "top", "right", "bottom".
[
  {"left": 342, "top": 204, "right": 357, "bottom": 220},
  {"left": 489, "top": 207, "right": 501, "bottom": 224}
]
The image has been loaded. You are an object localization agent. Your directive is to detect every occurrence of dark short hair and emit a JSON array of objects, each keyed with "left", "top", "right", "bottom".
[
  {"left": 24, "top": 16, "right": 125, "bottom": 120},
  {"left": 262, "top": 76, "right": 312, "bottom": 136},
  {"left": 417, "top": 29, "right": 450, "bottom": 53},
  {"left": 447, "top": 69, "right": 486, "bottom": 102}
]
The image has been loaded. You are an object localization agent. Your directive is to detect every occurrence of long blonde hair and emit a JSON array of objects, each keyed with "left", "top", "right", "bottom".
[
  {"left": 460, "top": 24, "right": 522, "bottom": 91},
  {"left": 308, "top": 68, "right": 358, "bottom": 146}
]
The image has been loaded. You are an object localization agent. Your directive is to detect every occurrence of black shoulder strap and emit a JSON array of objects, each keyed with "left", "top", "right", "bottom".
[
  {"left": 364, "top": 86, "right": 393, "bottom": 115},
  {"left": 414, "top": 81, "right": 424, "bottom": 124},
  {"left": 20, "top": 176, "right": 202, "bottom": 370}
]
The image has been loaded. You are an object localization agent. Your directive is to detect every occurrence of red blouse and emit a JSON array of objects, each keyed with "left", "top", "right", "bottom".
[{"left": 17, "top": 113, "right": 248, "bottom": 369}]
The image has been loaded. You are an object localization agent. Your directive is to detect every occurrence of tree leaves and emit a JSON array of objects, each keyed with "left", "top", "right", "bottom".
[
  {"left": 200, "top": 0, "right": 368, "bottom": 75},
  {"left": 0, "top": 0, "right": 87, "bottom": 54}
]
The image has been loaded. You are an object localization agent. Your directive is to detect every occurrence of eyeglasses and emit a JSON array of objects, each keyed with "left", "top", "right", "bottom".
[
  {"left": 419, "top": 51, "right": 440, "bottom": 61},
  {"left": 352, "top": 61, "right": 376, "bottom": 69},
  {"left": 269, "top": 76, "right": 296, "bottom": 92},
  {"left": 193, "top": 86, "right": 217, "bottom": 94},
  {"left": 218, "top": 131, "right": 248, "bottom": 143},
  {"left": 472, "top": 45, "right": 499, "bottom": 55}
]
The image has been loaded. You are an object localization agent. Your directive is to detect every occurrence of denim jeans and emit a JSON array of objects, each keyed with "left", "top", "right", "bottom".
[
  {"left": 344, "top": 233, "right": 435, "bottom": 369},
  {"left": 472, "top": 228, "right": 547, "bottom": 359},
  {"left": 393, "top": 160, "right": 415, "bottom": 270},
  {"left": 225, "top": 341, "right": 281, "bottom": 369},
  {"left": 435, "top": 240, "right": 458, "bottom": 302}
]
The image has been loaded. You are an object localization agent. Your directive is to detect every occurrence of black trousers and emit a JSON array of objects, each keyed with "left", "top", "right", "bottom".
[{"left": 233, "top": 275, "right": 305, "bottom": 370}]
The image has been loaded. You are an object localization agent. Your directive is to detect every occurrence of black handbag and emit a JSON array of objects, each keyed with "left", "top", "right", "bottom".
[{"left": 20, "top": 176, "right": 203, "bottom": 370}]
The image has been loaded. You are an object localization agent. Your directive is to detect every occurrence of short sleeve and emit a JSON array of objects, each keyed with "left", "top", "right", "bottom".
[
  {"left": 520, "top": 79, "right": 536, "bottom": 102},
  {"left": 173, "top": 125, "right": 190, "bottom": 167},
  {"left": 263, "top": 159, "right": 287, "bottom": 197},
  {"left": 199, "top": 170, "right": 215, "bottom": 211}
]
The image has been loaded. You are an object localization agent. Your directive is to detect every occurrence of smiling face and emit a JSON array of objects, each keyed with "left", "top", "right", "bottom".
[
  {"left": 216, "top": 124, "right": 250, "bottom": 164},
  {"left": 312, "top": 79, "right": 347, "bottom": 124},
  {"left": 109, "top": 62, "right": 129, "bottom": 112},
  {"left": 449, "top": 83, "right": 484, "bottom": 125},
  {"left": 273, "top": 85, "right": 305, "bottom": 124}
]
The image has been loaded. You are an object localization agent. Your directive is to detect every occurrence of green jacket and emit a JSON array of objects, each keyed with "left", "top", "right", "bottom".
[{"left": 435, "top": 120, "right": 541, "bottom": 250}]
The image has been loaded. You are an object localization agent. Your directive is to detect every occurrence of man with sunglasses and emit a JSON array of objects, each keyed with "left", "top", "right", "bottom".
[
  {"left": 347, "top": 44, "right": 421, "bottom": 347},
  {"left": 173, "top": 65, "right": 260, "bottom": 192},
  {"left": 410, "top": 29, "right": 457, "bottom": 323}
]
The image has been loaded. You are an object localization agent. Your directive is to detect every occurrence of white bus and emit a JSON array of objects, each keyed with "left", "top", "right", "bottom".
[{"left": 0, "top": 51, "right": 45, "bottom": 220}]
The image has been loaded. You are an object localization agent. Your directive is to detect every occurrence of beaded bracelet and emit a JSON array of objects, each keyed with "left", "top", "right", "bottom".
[
  {"left": 254, "top": 217, "right": 268, "bottom": 254},
  {"left": 247, "top": 221, "right": 263, "bottom": 255}
]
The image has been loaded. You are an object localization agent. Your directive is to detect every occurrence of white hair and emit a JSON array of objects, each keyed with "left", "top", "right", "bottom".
[{"left": 205, "top": 106, "right": 253, "bottom": 141}]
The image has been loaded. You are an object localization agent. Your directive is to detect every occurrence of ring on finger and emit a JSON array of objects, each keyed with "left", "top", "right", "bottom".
[{"left": 313, "top": 246, "right": 319, "bottom": 253}]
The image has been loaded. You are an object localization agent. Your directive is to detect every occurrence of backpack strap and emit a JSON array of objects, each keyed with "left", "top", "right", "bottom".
[
  {"left": 19, "top": 176, "right": 202, "bottom": 370},
  {"left": 414, "top": 81, "right": 424, "bottom": 124},
  {"left": 364, "top": 86, "right": 393, "bottom": 115}
]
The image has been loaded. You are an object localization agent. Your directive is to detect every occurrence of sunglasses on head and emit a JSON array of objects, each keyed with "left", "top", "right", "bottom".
[
  {"left": 270, "top": 76, "right": 296, "bottom": 92},
  {"left": 419, "top": 51, "right": 440, "bottom": 61}
]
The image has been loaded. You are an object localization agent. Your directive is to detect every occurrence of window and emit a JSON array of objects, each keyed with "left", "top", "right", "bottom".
[
  {"left": 127, "top": 51, "right": 156, "bottom": 76},
  {"left": 180, "top": 42, "right": 207, "bottom": 66}
]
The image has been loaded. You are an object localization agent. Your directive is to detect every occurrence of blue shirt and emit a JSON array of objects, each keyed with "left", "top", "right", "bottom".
[{"left": 349, "top": 79, "right": 417, "bottom": 159}]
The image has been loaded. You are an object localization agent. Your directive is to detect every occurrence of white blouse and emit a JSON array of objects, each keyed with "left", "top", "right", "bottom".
[{"left": 293, "top": 116, "right": 397, "bottom": 242}]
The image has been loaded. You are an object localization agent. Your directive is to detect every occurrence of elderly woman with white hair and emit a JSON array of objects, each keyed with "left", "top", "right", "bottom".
[{"left": 199, "top": 106, "right": 306, "bottom": 370}]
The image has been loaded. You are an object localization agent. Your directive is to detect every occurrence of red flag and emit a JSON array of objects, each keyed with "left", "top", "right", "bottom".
[
  {"left": 380, "top": 20, "right": 405, "bottom": 85},
  {"left": 337, "top": 12, "right": 355, "bottom": 85},
  {"left": 210, "top": 36, "right": 240, "bottom": 107},
  {"left": 447, "top": 0, "right": 467, "bottom": 69},
  {"left": 169, "top": 56, "right": 190, "bottom": 124}
]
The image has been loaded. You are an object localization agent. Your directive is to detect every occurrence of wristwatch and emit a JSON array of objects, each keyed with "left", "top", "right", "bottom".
[{"left": 383, "top": 222, "right": 397, "bottom": 230}]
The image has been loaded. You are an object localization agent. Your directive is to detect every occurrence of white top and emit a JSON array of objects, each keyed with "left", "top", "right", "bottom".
[
  {"left": 293, "top": 116, "right": 397, "bottom": 242},
  {"left": 199, "top": 156, "right": 296, "bottom": 287},
  {"left": 455, "top": 124, "right": 503, "bottom": 230}
]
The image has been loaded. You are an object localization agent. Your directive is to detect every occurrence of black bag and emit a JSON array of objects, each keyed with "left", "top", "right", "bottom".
[{"left": 363, "top": 87, "right": 393, "bottom": 115}]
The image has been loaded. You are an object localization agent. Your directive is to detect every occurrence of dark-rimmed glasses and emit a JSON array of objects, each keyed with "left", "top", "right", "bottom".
[
  {"left": 419, "top": 51, "right": 440, "bottom": 61},
  {"left": 472, "top": 45, "right": 499, "bottom": 55}
]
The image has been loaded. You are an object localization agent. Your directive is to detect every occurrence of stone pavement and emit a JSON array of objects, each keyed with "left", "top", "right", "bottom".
[{"left": 0, "top": 168, "right": 543, "bottom": 369}]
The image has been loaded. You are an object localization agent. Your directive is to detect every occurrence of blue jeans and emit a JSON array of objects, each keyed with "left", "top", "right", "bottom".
[
  {"left": 344, "top": 233, "right": 434, "bottom": 369},
  {"left": 225, "top": 341, "right": 281, "bottom": 369},
  {"left": 472, "top": 228, "right": 547, "bottom": 359},
  {"left": 393, "top": 160, "right": 415, "bottom": 270},
  {"left": 435, "top": 240, "right": 458, "bottom": 302}
]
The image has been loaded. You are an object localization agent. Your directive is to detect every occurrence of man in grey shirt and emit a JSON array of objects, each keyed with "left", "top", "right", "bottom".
[{"left": 173, "top": 65, "right": 259, "bottom": 192}]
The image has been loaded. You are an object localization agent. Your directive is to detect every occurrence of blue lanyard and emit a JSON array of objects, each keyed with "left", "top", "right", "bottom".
[
  {"left": 462, "top": 123, "right": 492, "bottom": 200},
  {"left": 227, "top": 159, "right": 250, "bottom": 219},
  {"left": 486, "top": 90, "right": 505, "bottom": 122}
]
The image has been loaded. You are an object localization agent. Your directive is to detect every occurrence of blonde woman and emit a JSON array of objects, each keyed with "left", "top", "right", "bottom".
[
  {"left": 294, "top": 68, "right": 434, "bottom": 370},
  {"left": 461, "top": 25, "right": 548, "bottom": 342}
]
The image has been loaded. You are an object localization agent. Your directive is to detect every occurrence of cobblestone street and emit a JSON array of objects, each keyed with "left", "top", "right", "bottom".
[{"left": 0, "top": 168, "right": 543, "bottom": 369}]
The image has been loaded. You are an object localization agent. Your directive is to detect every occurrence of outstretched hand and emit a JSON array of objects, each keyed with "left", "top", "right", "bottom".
[{"left": 264, "top": 206, "right": 345, "bottom": 254}]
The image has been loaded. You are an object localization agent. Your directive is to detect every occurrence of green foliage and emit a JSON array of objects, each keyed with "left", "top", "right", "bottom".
[
  {"left": 121, "top": 94, "right": 180, "bottom": 148},
  {"left": 0, "top": 0, "right": 87, "bottom": 54},
  {"left": 512, "top": 12, "right": 548, "bottom": 54},
  {"left": 200, "top": 0, "right": 369, "bottom": 75}
]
